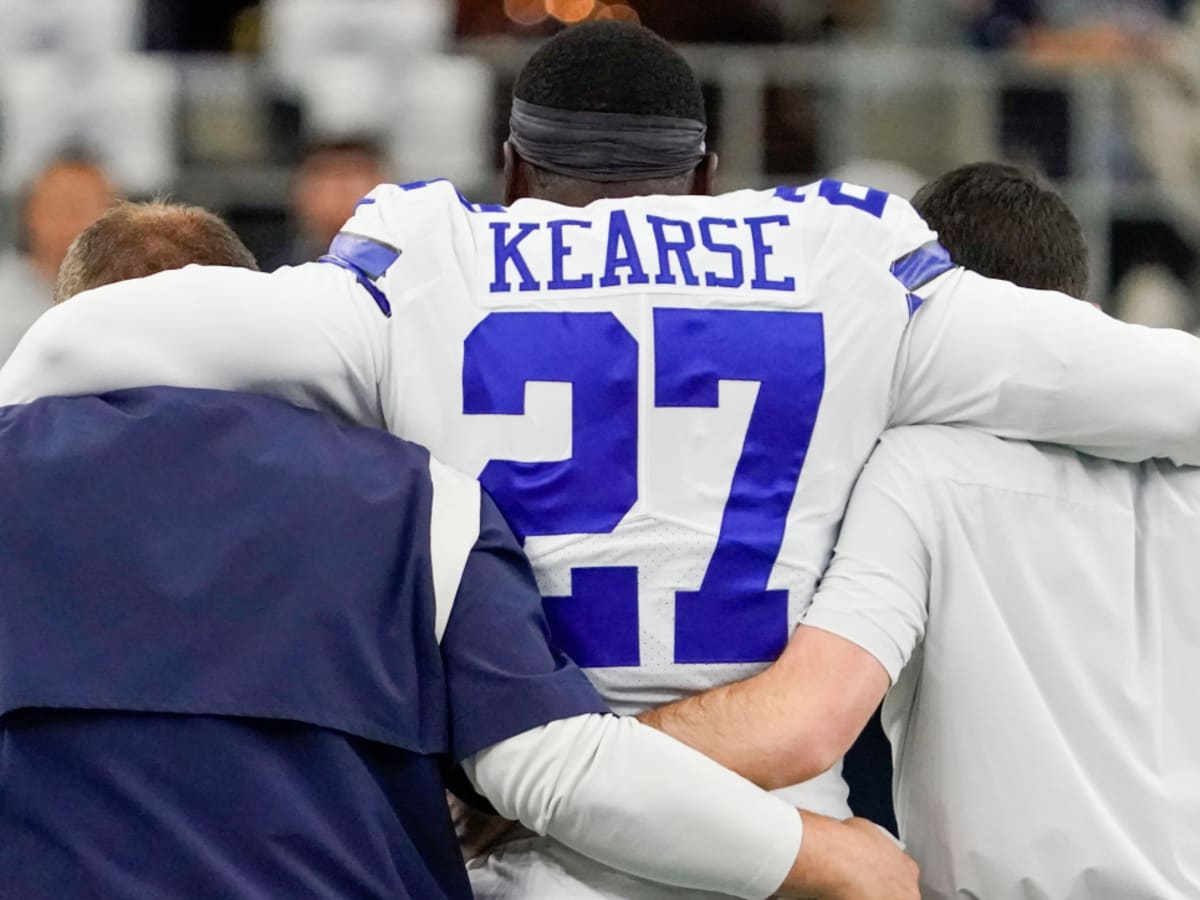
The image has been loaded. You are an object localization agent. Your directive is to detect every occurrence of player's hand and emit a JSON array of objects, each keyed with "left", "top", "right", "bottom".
[{"left": 776, "top": 811, "right": 919, "bottom": 900}]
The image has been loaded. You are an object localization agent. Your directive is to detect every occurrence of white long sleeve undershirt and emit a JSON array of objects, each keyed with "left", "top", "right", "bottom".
[{"left": 464, "top": 713, "right": 803, "bottom": 900}]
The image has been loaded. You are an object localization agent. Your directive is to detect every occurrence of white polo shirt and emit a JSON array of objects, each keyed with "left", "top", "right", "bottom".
[{"left": 804, "top": 425, "right": 1200, "bottom": 900}]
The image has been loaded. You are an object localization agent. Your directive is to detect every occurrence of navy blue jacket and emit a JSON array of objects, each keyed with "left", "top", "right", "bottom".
[{"left": 0, "top": 387, "right": 606, "bottom": 899}]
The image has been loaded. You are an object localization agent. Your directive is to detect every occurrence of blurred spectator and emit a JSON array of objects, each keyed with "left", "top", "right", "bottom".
[
  {"left": 966, "top": 1, "right": 1189, "bottom": 178},
  {"left": 264, "top": 137, "right": 389, "bottom": 270},
  {"left": 0, "top": 157, "right": 115, "bottom": 363},
  {"left": 55, "top": 201, "right": 259, "bottom": 304},
  {"left": 968, "top": 0, "right": 1187, "bottom": 57}
]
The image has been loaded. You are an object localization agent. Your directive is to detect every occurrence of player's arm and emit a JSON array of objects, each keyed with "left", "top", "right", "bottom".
[
  {"left": 640, "top": 625, "right": 889, "bottom": 792},
  {"left": 893, "top": 266, "right": 1200, "bottom": 465},
  {"left": 0, "top": 263, "right": 388, "bottom": 427},
  {"left": 464, "top": 713, "right": 917, "bottom": 900},
  {"left": 813, "top": 186, "right": 1200, "bottom": 465},
  {"left": 441, "top": 482, "right": 917, "bottom": 900},
  {"left": 642, "top": 431, "right": 932, "bottom": 791}
]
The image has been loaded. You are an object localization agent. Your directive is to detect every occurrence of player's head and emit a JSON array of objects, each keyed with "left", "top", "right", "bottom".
[
  {"left": 911, "top": 161, "right": 1088, "bottom": 299},
  {"left": 504, "top": 21, "right": 717, "bottom": 206},
  {"left": 55, "top": 200, "right": 258, "bottom": 303}
]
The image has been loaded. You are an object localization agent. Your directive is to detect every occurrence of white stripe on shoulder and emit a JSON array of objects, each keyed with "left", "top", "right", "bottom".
[{"left": 428, "top": 455, "right": 481, "bottom": 643}]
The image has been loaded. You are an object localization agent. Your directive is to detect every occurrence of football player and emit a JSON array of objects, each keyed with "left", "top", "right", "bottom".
[{"left": 5, "top": 23, "right": 1200, "bottom": 898}]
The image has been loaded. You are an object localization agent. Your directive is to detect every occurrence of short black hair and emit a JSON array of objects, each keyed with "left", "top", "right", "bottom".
[
  {"left": 514, "top": 21, "right": 705, "bottom": 123},
  {"left": 911, "top": 161, "right": 1089, "bottom": 299}
]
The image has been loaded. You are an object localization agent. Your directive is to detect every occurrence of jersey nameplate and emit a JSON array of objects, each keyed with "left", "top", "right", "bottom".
[{"left": 488, "top": 210, "right": 798, "bottom": 295}]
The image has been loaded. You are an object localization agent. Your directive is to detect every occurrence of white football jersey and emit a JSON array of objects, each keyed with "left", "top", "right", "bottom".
[
  {"left": 352, "top": 179, "right": 933, "bottom": 890},
  {"left": 325, "top": 179, "right": 1200, "bottom": 721},
  {"left": 358, "top": 181, "right": 927, "bottom": 716},
  {"left": 804, "top": 426, "right": 1200, "bottom": 899},
  {"left": 6, "top": 178, "right": 1200, "bottom": 897}
]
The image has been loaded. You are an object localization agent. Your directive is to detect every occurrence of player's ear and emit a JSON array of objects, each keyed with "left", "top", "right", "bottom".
[
  {"left": 503, "top": 142, "right": 530, "bottom": 205},
  {"left": 691, "top": 152, "right": 719, "bottom": 197}
]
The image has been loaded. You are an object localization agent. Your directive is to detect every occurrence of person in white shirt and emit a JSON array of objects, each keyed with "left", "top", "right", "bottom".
[
  {"left": 643, "top": 161, "right": 1200, "bottom": 899},
  {"left": 5, "top": 23, "right": 1200, "bottom": 895}
]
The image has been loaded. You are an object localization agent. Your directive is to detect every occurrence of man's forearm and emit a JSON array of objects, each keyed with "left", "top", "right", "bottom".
[
  {"left": 638, "top": 663, "right": 819, "bottom": 790},
  {"left": 640, "top": 625, "right": 891, "bottom": 791},
  {"left": 787, "top": 811, "right": 918, "bottom": 900}
]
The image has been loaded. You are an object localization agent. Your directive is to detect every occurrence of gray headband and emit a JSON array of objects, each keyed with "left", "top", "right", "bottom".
[{"left": 509, "top": 97, "right": 707, "bottom": 183}]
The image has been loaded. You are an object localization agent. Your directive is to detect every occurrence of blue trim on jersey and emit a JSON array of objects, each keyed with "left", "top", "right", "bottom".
[
  {"left": 907, "top": 293, "right": 923, "bottom": 316},
  {"left": 317, "top": 255, "right": 392, "bottom": 317},
  {"left": 320, "top": 232, "right": 402, "bottom": 316},
  {"left": 329, "top": 232, "right": 401, "bottom": 279},
  {"left": 890, "top": 241, "right": 955, "bottom": 297},
  {"left": 818, "top": 179, "right": 889, "bottom": 219}
]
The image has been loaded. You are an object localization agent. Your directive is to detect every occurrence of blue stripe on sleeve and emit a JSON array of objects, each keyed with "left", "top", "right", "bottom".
[
  {"left": 317, "top": 255, "right": 392, "bottom": 317},
  {"left": 890, "top": 240, "right": 955, "bottom": 298},
  {"left": 318, "top": 231, "right": 402, "bottom": 317},
  {"left": 328, "top": 232, "right": 401, "bottom": 279}
]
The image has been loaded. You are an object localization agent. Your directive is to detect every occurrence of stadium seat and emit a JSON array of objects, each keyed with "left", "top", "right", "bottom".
[
  {"left": 263, "top": 0, "right": 452, "bottom": 93},
  {"left": 297, "top": 52, "right": 491, "bottom": 188},
  {"left": 389, "top": 54, "right": 492, "bottom": 187},
  {"left": 294, "top": 57, "right": 385, "bottom": 136},
  {"left": 0, "top": 0, "right": 143, "bottom": 57},
  {"left": 0, "top": 54, "right": 177, "bottom": 194}
]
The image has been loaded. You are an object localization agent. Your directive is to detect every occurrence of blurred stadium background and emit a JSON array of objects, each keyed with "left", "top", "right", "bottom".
[{"left": 3, "top": 0, "right": 1200, "bottom": 331}]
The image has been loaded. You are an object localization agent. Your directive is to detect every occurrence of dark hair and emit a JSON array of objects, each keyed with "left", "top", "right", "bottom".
[
  {"left": 509, "top": 22, "right": 709, "bottom": 202},
  {"left": 55, "top": 200, "right": 258, "bottom": 303},
  {"left": 514, "top": 21, "right": 705, "bottom": 122},
  {"left": 911, "top": 161, "right": 1089, "bottom": 299}
]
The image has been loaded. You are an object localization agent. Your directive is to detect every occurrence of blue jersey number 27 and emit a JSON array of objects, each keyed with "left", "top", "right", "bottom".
[{"left": 462, "top": 309, "right": 825, "bottom": 666}]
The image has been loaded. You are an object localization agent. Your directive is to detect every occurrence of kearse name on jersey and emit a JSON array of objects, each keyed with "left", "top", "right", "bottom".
[{"left": 488, "top": 209, "right": 798, "bottom": 294}]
